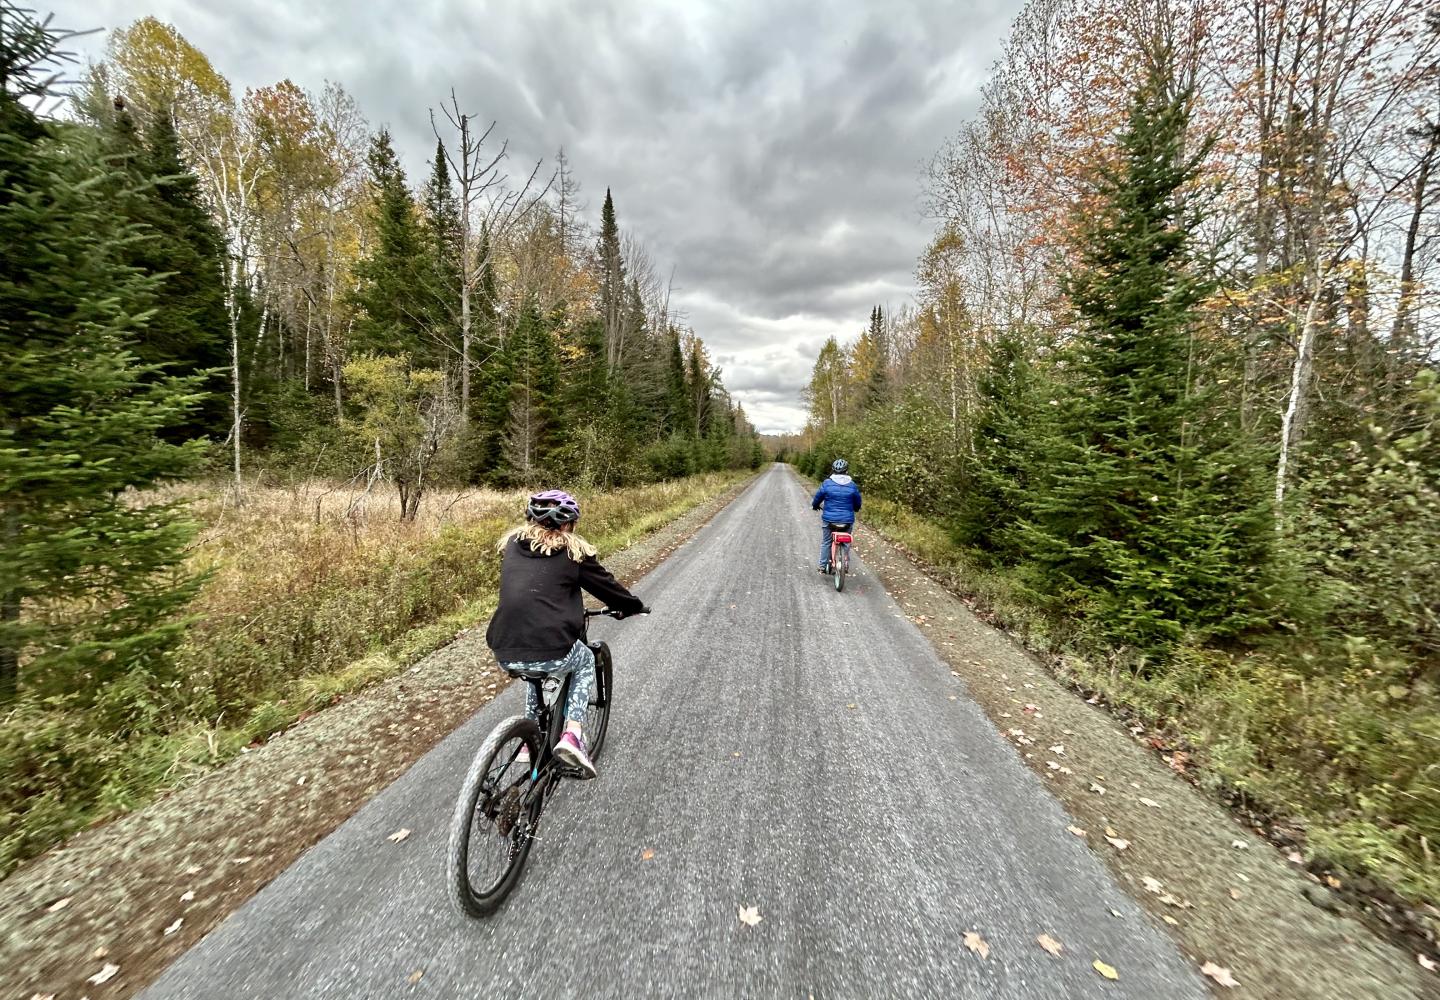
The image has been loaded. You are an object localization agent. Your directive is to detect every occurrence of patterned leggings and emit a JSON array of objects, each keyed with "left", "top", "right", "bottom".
[{"left": 502, "top": 640, "right": 596, "bottom": 725}]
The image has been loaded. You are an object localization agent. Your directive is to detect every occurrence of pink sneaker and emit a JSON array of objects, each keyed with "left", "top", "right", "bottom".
[{"left": 554, "top": 731, "right": 597, "bottom": 779}]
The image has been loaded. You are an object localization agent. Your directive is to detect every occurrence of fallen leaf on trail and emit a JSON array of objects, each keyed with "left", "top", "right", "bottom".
[
  {"left": 1106, "top": 836, "right": 1130, "bottom": 851},
  {"left": 93, "top": 947, "right": 109, "bottom": 960},
  {"left": 1063, "top": 729, "right": 1076, "bottom": 736},
  {"left": 1418, "top": 954, "right": 1437, "bottom": 972},
  {"left": 408, "top": 969, "right": 425, "bottom": 984},
  {"left": 88, "top": 964, "right": 120, "bottom": 985},
  {"left": 1158, "top": 893, "right": 1192, "bottom": 909},
  {"left": 1059, "top": 765, "right": 1074, "bottom": 774},
  {"left": 732, "top": 751, "right": 742, "bottom": 758},
  {"left": 1090, "top": 783, "right": 1106, "bottom": 795},
  {"left": 28, "top": 993, "right": 56, "bottom": 1000},
  {"left": 1287, "top": 850, "right": 1303, "bottom": 864},
  {"left": 1162, "top": 915, "right": 1180, "bottom": 926},
  {"left": 640, "top": 848, "right": 655, "bottom": 861},
  {"left": 387, "top": 829, "right": 411, "bottom": 843},
  {"left": 1049, "top": 745, "right": 1066, "bottom": 756},
  {"left": 1201, "top": 962, "right": 1240, "bottom": 988},
  {"left": 46, "top": 896, "right": 70, "bottom": 913},
  {"left": 1138, "top": 797, "right": 1160, "bottom": 808},
  {"left": 949, "top": 695, "right": 957, "bottom": 701},
  {"left": 231, "top": 856, "right": 252, "bottom": 865},
  {"left": 1037, "top": 934, "right": 1063, "bottom": 957},
  {"left": 1229, "top": 888, "right": 1243, "bottom": 900},
  {"left": 1325, "top": 875, "right": 1342, "bottom": 889},
  {"left": 184, "top": 864, "right": 202, "bottom": 875},
  {"left": 163, "top": 917, "right": 183, "bottom": 936},
  {"left": 963, "top": 931, "right": 990, "bottom": 959},
  {"left": 296, "top": 776, "right": 306, "bottom": 786},
  {"left": 1067, "top": 825, "right": 1087, "bottom": 837},
  {"left": 180, "top": 890, "right": 195, "bottom": 902},
  {"left": 1231, "top": 840, "right": 1248, "bottom": 850},
  {"left": 1086, "top": 695, "right": 1101, "bottom": 704},
  {"left": 1047, "top": 761, "right": 1062, "bottom": 771},
  {"left": 1143, "top": 876, "right": 1165, "bottom": 894},
  {"left": 846, "top": 703, "right": 857, "bottom": 710},
  {"left": 738, "top": 905, "right": 763, "bottom": 927},
  {"left": 1093, "top": 960, "right": 1119, "bottom": 980}
]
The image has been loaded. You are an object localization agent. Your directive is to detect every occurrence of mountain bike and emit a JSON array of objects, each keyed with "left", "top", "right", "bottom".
[
  {"left": 446, "top": 607, "right": 639, "bottom": 917},
  {"left": 825, "top": 522, "right": 853, "bottom": 593}
]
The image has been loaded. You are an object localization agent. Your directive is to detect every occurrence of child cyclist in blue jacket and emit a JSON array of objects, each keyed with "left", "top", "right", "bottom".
[{"left": 812, "top": 459, "right": 862, "bottom": 571}]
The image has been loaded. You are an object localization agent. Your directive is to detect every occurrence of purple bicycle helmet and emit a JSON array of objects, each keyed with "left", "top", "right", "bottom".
[{"left": 526, "top": 489, "right": 581, "bottom": 527}]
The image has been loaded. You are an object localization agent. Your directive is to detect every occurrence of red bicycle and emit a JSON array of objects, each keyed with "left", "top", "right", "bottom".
[{"left": 825, "top": 522, "right": 853, "bottom": 592}]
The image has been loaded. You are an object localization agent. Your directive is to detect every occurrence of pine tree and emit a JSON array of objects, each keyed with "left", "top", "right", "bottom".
[
  {"left": 0, "top": 11, "right": 206, "bottom": 706},
  {"left": 1018, "top": 50, "right": 1272, "bottom": 652},
  {"left": 350, "top": 129, "right": 431, "bottom": 363}
]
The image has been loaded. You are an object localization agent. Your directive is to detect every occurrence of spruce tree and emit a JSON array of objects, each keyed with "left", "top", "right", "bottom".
[
  {"left": 350, "top": 129, "right": 431, "bottom": 362},
  {"left": 665, "top": 328, "right": 693, "bottom": 437},
  {"left": 1018, "top": 50, "right": 1271, "bottom": 652},
  {"left": 500, "top": 301, "right": 559, "bottom": 482},
  {"left": 421, "top": 137, "right": 462, "bottom": 360},
  {"left": 0, "top": 11, "right": 205, "bottom": 707},
  {"left": 595, "top": 188, "right": 625, "bottom": 365}
]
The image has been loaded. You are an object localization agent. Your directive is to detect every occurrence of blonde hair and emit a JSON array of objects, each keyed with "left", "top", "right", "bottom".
[{"left": 498, "top": 522, "right": 597, "bottom": 562}]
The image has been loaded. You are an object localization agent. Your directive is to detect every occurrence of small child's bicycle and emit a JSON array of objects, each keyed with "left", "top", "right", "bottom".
[
  {"left": 446, "top": 607, "right": 635, "bottom": 916},
  {"left": 825, "top": 522, "right": 853, "bottom": 593}
]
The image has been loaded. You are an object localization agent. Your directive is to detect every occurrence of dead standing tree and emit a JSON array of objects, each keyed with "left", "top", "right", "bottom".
[{"left": 431, "top": 92, "right": 554, "bottom": 419}]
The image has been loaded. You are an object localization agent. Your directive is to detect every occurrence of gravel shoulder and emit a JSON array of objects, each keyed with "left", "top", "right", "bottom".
[
  {"left": 835, "top": 467, "right": 1435, "bottom": 1000},
  {"left": 1, "top": 475, "right": 754, "bottom": 1000}
]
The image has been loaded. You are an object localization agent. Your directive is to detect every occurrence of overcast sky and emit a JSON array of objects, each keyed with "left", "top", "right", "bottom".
[{"left": 54, "top": 0, "right": 1018, "bottom": 433}]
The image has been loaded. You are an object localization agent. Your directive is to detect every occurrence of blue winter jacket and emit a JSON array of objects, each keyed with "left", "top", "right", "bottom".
[{"left": 812, "top": 474, "right": 862, "bottom": 524}]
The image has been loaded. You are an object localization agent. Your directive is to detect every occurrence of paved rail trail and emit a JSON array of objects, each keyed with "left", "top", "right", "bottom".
[{"left": 144, "top": 465, "right": 1206, "bottom": 999}]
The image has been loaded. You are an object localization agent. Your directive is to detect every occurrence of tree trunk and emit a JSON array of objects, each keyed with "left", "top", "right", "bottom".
[
  {"left": 1274, "top": 278, "right": 1323, "bottom": 511},
  {"left": 227, "top": 270, "right": 244, "bottom": 505}
]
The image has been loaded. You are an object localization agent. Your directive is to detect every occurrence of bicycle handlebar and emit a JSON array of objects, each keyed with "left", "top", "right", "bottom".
[{"left": 584, "top": 607, "right": 652, "bottom": 620}]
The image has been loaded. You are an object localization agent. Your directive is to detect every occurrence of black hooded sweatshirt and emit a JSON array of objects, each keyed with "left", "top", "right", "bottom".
[{"left": 485, "top": 536, "right": 645, "bottom": 663}]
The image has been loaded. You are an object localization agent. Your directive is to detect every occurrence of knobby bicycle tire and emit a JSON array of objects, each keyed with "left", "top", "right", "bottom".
[
  {"left": 446, "top": 715, "right": 542, "bottom": 917},
  {"left": 585, "top": 642, "right": 614, "bottom": 761}
]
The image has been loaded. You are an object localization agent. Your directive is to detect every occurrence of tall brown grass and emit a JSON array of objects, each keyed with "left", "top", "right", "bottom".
[{"left": 1, "top": 471, "right": 747, "bottom": 878}]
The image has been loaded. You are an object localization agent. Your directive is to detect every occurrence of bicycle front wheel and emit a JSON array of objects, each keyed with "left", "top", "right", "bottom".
[
  {"left": 584, "top": 643, "right": 613, "bottom": 761},
  {"left": 446, "top": 716, "right": 542, "bottom": 917}
]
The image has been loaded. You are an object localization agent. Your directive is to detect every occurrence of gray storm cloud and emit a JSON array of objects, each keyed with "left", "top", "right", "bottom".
[{"left": 55, "top": 0, "right": 1016, "bottom": 432}]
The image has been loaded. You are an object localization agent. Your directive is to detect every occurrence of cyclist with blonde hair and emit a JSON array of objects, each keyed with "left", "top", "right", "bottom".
[{"left": 486, "top": 490, "right": 647, "bottom": 778}]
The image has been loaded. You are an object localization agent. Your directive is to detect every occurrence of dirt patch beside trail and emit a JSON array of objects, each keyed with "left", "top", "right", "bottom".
[
  {"left": 1, "top": 475, "right": 753, "bottom": 1000},
  {"left": 855, "top": 520, "right": 1436, "bottom": 1000}
]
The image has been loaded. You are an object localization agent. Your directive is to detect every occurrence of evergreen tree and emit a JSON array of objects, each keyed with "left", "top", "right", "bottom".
[
  {"left": 94, "top": 103, "right": 229, "bottom": 440},
  {"left": 350, "top": 129, "right": 431, "bottom": 363},
  {"left": 867, "top": 305, "right": 888, "bottom": 405},
  {"left": 421, "top": 137, "right": 462, "bottom": 364},
  {"left": 665, "top": 327, "right": 693, "bottom": 437},
  {"left": 500, "top": 300, "right": 559, "bottom": 482},
  {"left": 0, "top": 11, "right": 205, "bottom": 707},
  {"left": 595, "top": 188, "right": 625, "bottom": 366},
  {"left": 1017, "top": 51, "right": 1272, "bottom": 652},
  {"left": 954, "top": 332, "right": 1044, "bottom": 563}
]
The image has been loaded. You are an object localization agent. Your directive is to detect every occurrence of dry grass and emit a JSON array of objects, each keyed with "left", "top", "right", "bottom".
[{"left": 2, "top": 471, "right": 750, "bottom": 879}]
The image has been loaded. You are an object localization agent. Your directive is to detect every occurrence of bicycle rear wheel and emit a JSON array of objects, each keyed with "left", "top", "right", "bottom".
[
  {"left": 584, "top": 643, "right": 613, "bottom": 760},
  {"left": 834, "top": 543, "right": 848, "bottom": 592},
  {"left": 446, "top": 716, "right": 542, "bottom": 917}
]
